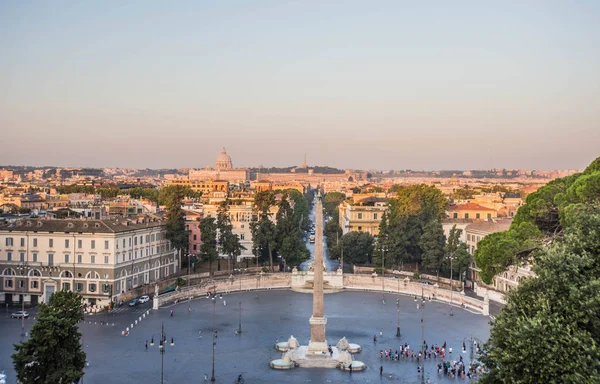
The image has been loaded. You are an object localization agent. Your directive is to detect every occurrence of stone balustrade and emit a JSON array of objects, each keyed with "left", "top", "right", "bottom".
[{"left": 154, "top": 272, "right": 488, "bottom": 315}]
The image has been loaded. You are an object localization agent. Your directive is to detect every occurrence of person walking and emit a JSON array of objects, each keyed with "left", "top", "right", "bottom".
[
  {"left": 380, "top": 365, "right": 383, "bottom": 375},
  {"left": 170, "top": 309, "right": 173, "bottom": 317},
  {"left": 145, "top": 340, "right": 148, "bottom": 350},
  {"left": 349, "top": 364, "right": 353, "bottom": 373}
]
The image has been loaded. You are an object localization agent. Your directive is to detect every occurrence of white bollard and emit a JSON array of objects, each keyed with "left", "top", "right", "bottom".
[
  {"left": 135, "top": 320, "right": 138, "bottom": 325},
  {"left": 143, "top": 314, "right": 146, "bottom": 318},
  {"left": 130, "top": 323, "right": 133, "bottom": 328},
  {"left": 139, "top": 317, "right": 142, "bottom": 322}
]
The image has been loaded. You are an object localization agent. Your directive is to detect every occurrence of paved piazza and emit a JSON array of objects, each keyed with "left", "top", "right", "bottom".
[{"left": 0, "top": 289, "right": 490, "bottom": 383}]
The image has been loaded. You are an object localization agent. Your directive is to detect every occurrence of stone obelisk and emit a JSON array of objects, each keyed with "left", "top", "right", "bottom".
[{"left": 308, "top": 192, "right": 328, "bottom": 353}]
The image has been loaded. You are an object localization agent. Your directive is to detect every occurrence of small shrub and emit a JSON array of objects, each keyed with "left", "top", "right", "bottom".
[{"left": 413, "top": 272, "right": 421, "bottom": 279}]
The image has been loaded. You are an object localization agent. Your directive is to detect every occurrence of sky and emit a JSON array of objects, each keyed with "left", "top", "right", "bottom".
[{"left": 1, "top": 1, "right": 599, "bottom": 171}]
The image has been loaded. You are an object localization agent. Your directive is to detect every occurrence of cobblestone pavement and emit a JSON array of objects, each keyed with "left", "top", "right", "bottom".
[{"left": 1, "top": 290, "right": 491, "bottom": 384}]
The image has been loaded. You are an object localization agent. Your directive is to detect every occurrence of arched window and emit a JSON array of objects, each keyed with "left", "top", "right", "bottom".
[
  {"left": 28, "top": 269, "right": 42, "bottom": 277},
  {"left": 85, "top": 271, "right": 100, "bottom": 279},
  {"left": 2, "top": 268, "right": 16, "bottom": 276},
  {"left": 60, "top": 270, "right": 73, "bottom": 278}
]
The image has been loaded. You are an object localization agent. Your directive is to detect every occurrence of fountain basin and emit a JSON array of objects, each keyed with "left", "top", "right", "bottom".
[
  {"left": 340, "top": 360, "right": 366, "bottom": 371},
  {"left": 270, "top": 359, "right": 295, "bottom": 370}
]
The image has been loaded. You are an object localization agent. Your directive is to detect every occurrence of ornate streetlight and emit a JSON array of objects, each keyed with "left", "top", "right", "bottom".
[{"left": 150, "top": 322, "right": 175, "bottom": 384}]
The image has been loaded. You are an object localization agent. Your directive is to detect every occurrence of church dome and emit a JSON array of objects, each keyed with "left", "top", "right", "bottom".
[{"left": 215, "top": 147, "right": 233, "bottom": 170}]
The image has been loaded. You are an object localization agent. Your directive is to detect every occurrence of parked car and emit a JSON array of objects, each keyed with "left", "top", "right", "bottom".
[
  {"left": 11, "top": 310, "right": 29, "bottom": 319},
  {"left": 128, "top": 299, "right": 138, "bottom": 307},
  {"left": 138, "top": 295, "right": 150, "bottom": 304},
  {"left": 420, "top": 281, "right": 434, "bottom": 285}
]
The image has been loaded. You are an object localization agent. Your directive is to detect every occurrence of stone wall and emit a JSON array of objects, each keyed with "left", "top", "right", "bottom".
[{"left": 154, "top": 272, "right": 488, "bottom": 315}]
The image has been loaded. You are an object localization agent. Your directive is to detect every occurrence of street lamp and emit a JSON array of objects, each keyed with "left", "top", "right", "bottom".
[
  {"left": 449, "top": 255, "right": 454, "bottom": 316},
  {"left": 236, "top": 301, "right": 242, "bottom": 335},
  {"left": 18, "top": 263, "right": 30, "bottom": 338},
  {"left": 211, "top": 296, "right": 217, "bottom": 382},
  {"left": 381, "top": 244, "right": 387, "bottom": 304},
  {"left": 150, "top": 322, "right": 175, "bottom": 384},
  {"left": 418, "top": 295, "right": 426, "bottom": 384},
  {"left": 396, "top": 298, "right": 401, "bottom": 338}
]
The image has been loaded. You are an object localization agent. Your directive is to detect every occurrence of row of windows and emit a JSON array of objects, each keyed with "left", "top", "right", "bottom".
[
  {"left": 117, "top": 233, "right": 165, "bottom": 249},
  {"left": 451, "top": 213, "right": 493, "bottom": 219},
  {"left": 5, "top": 252, "right": 109, "bottom": 265},
  {"left": 466, "top": 234, "right": 481, "bottom": 242},
  {"left": 5, "top": 237, "right": 110, "bottom": 250},
  {"left": 4, "top": 280, "right": 39, "bottom": 289},
  {"left": 355, "top": 213, "right": 379, "bottom": 220}
]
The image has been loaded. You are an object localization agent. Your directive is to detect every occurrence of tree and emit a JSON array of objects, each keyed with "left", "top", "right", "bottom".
[
  {"left": 451, "top": 243, "right": 471, "bottom": 281},
  {"left": 13, "top": 291, "right": 86, "bottom": 384},
  {"left": 164, "top": 185, "right": 188, "bottom": 277},
  {"left": 216, "top": 200, "right": 245, "bottom": 273},
  {"left": 480, "top": 208, "right": 600, "bottom": 383},
  {"left": 199, "top": 217, "right": 218, "bottom": 275},
  {"left": 337, "top": 232, "right": 375, "bottom": 265},
  {"left": 419, "top": 219, "right": 446, "bottom": 278},
  {"left": 251, "top": 191, "right": 277, "bottom": 271}
]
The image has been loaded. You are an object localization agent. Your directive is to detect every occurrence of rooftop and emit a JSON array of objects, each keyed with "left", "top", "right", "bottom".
[{"left": 0, "top": 216, "right": 164, "bottom": 234}]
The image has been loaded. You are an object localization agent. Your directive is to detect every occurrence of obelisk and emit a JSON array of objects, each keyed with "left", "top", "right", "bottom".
[{"left": 308, "top": 192, "right": 328, "bottom": 353}]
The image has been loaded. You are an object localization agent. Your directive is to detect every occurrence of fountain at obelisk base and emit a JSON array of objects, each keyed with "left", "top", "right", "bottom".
[{"left": 270, "top": 192, "right": 364, "bottom": 371}]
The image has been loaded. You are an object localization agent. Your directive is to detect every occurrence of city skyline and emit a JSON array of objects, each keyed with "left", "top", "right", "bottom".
[{"left": 1, "top": 2, "right": 599, "bottom": 170}]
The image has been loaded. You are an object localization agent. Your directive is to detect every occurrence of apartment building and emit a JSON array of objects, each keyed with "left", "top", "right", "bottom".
[
  {"left": 0, "top": 217, "right": 178, "bottom": 307},
  {"left": 338, "top": 197, "right": 389, "bottom": 236}
]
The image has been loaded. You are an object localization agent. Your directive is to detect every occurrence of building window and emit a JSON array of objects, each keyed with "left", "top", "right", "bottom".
[
  {"left": 6, "top": 237, "right": 13, "bottom": 246},
  {"left": 140, "top": 236, "right": 143, "bottom": 244},
  {"left": 31, "top": 281, "right": 39, "bottom": 289},
  {"left": 151, "top": 234, "right": 155, "bottom": 242},
  {"left": 477, "top": 236, "right": 480, "bottom": 242},
  {"left": 134, "top": 237, "right": 137, "bottom": 246},
  {"left": 48, "top": 254, "right": 54, "bottom": 266},
  {"left": 146, "top": 235, "right": 150, "bottom": 242},
  {"left": 193, "top": 244, "right": 197, "bottom": 250},
  {"left": 49, "top": 239, "right": 54, "bottom": 248},
  {"left": 105, "top": 240, "right": 109, "bottom": 250},
  {"left": 62, "top": 282, "right": 70, "bottom": 291},
  {"left": 146, "top": 249, "right": 149, "bottom": 256},
  {"left": 20, "top": 252, "right": 25, "bottom": 262},
  {"left": 19, "top": 279, "right": 25, "bottom": 288},
  {"left": 374, "top": 213, "right": 378, "bottom": 220},
  {"left": 129, "top": 252, "right": 132, "bottom": 261},
  {"left": 20, "top": 238, "right": 25, "bottom": 247},
  {"left": 129, "top": 238, "right": 132, "bottom": 246},
  {"left": 65, "top": 239, "right": 70, "bottom": 248},
  {"left": 240, "top": 234, "right": 245, "bottom": 240},
  {"left": 104, "top": 255, "right": 109, "bottom": 264},
  {"left": 32, "top": 253, "right": 38, "bottom": 262},
  {"left": 123, "top": 239, "right": 126, "bottom": 248},
  {"left": 65, "top": 254, "right": 70, "bottom": 263},
  {"left": 123, "top": 254, "right": 126, "bottom": 263},
  {"left": 464, "top": 213, "right": 469, "bottom": 219},
  {"left": 91, "top": 240, "right": 95, "bottom": 249},
  {"left": 33, "top": 238, "right": 37, "bottom": 247},
  {"left": 358, "top": 213, "right": 363, "bottom": 219},
  {"left": 7, "top": 252, "right": 12, "bottom": 261},
  {"left": 358, "top": 226, "right": 362, "bottom": 231},
  {"left": 77, "top": 255, "right": 82, "bottom": 264},
  {"left": 487, "top": 213, "right": 492, "bottom": 219},
  {"left": 76, "top": 282, "right": 84, "bottom": 292},
  {"left": 134, "top": 251, "right": 138, "bottom": 259},
  {"left": 77, "top": 239, "right": 82, "bottom": 249},
  {"left": 193, "top": 234, "right": 197, "bottom": 240},
  {"left": 476, "top": 213, "right": 481, "bottom": 219},
  {"left": 91, "top": 255, "right": 96, "bottom": 264},
  {"left": 5, "top": 280, "right": 13, "bottom": 288}
]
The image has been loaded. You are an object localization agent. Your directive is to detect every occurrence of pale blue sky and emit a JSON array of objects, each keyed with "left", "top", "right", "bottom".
[{"left": 1, "top": 1, "right": 599, "bottom": 170}]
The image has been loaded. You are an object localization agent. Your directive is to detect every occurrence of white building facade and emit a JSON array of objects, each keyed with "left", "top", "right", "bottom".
[{"left": 0, "top": 217, "right": 178, "bottom": 307}]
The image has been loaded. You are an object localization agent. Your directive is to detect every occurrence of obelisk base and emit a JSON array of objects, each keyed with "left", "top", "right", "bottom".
[{"left": 308, "top": 316, "right": 328, "bottom": 353}]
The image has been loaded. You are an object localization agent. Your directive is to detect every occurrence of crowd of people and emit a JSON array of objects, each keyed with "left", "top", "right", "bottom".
[{"left": 377, "top": 339, "right": 484, "bottom": 380}]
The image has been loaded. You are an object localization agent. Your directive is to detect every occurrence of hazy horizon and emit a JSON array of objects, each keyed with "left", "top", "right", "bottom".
[{"left": 1, "top": 2, "right": 599, "bottom": 171}]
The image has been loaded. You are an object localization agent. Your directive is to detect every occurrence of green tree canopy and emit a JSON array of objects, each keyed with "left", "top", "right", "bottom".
[
  {"left": 199, "top": 217, "right": 218, "bottom": 275},
  {"left": 337, "top": 231, "right": 375, "bottom": 265},
  {"left": 419, "top": 219, "right": 446, "bottom": 277},
  {"left": 480, "top": 205, "right": 600, "bottom": 383},
  {"left": 13, "top": 291, "right": 86, "bottom": 384}
]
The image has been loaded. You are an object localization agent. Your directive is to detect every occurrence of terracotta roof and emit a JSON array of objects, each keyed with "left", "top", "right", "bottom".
[
  {"left": 466, "top": 219, "right": 512, "bottom": 234},
  {"left": 0, "top": 217, "right": 165, "bottom": 234},
  {"left": 448, "top": 203, "right": 495, "bottom": 212}
]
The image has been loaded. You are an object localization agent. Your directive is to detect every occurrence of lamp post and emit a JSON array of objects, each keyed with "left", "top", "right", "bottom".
[
  {"left": 19, "top": 262, "right": 29, "bottom": 338},
  {"left": 419, "top": 294, "right": 426, "bottom": 384},
  {"left": 211, "top": 296, "right": 217, "bottom": 382},
  {"left": 150, "top": 322, "right": 174, "bottom": 384},
  {"left": 449, "top": 255, "right": 454, "bottom": 316},
  {"left": 381, "top": 245, "right": 387, "bottom": 304},
  {"left": 396, "top": 298, "right": 401, "bottom": 338},
  {"left": 237, "top": 301, "right": 242, "bottom": 335}
]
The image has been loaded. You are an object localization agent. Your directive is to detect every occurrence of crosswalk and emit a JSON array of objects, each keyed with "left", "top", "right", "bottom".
[{"left": 110, "top": 306, "right": 151, "bottom": 315}]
